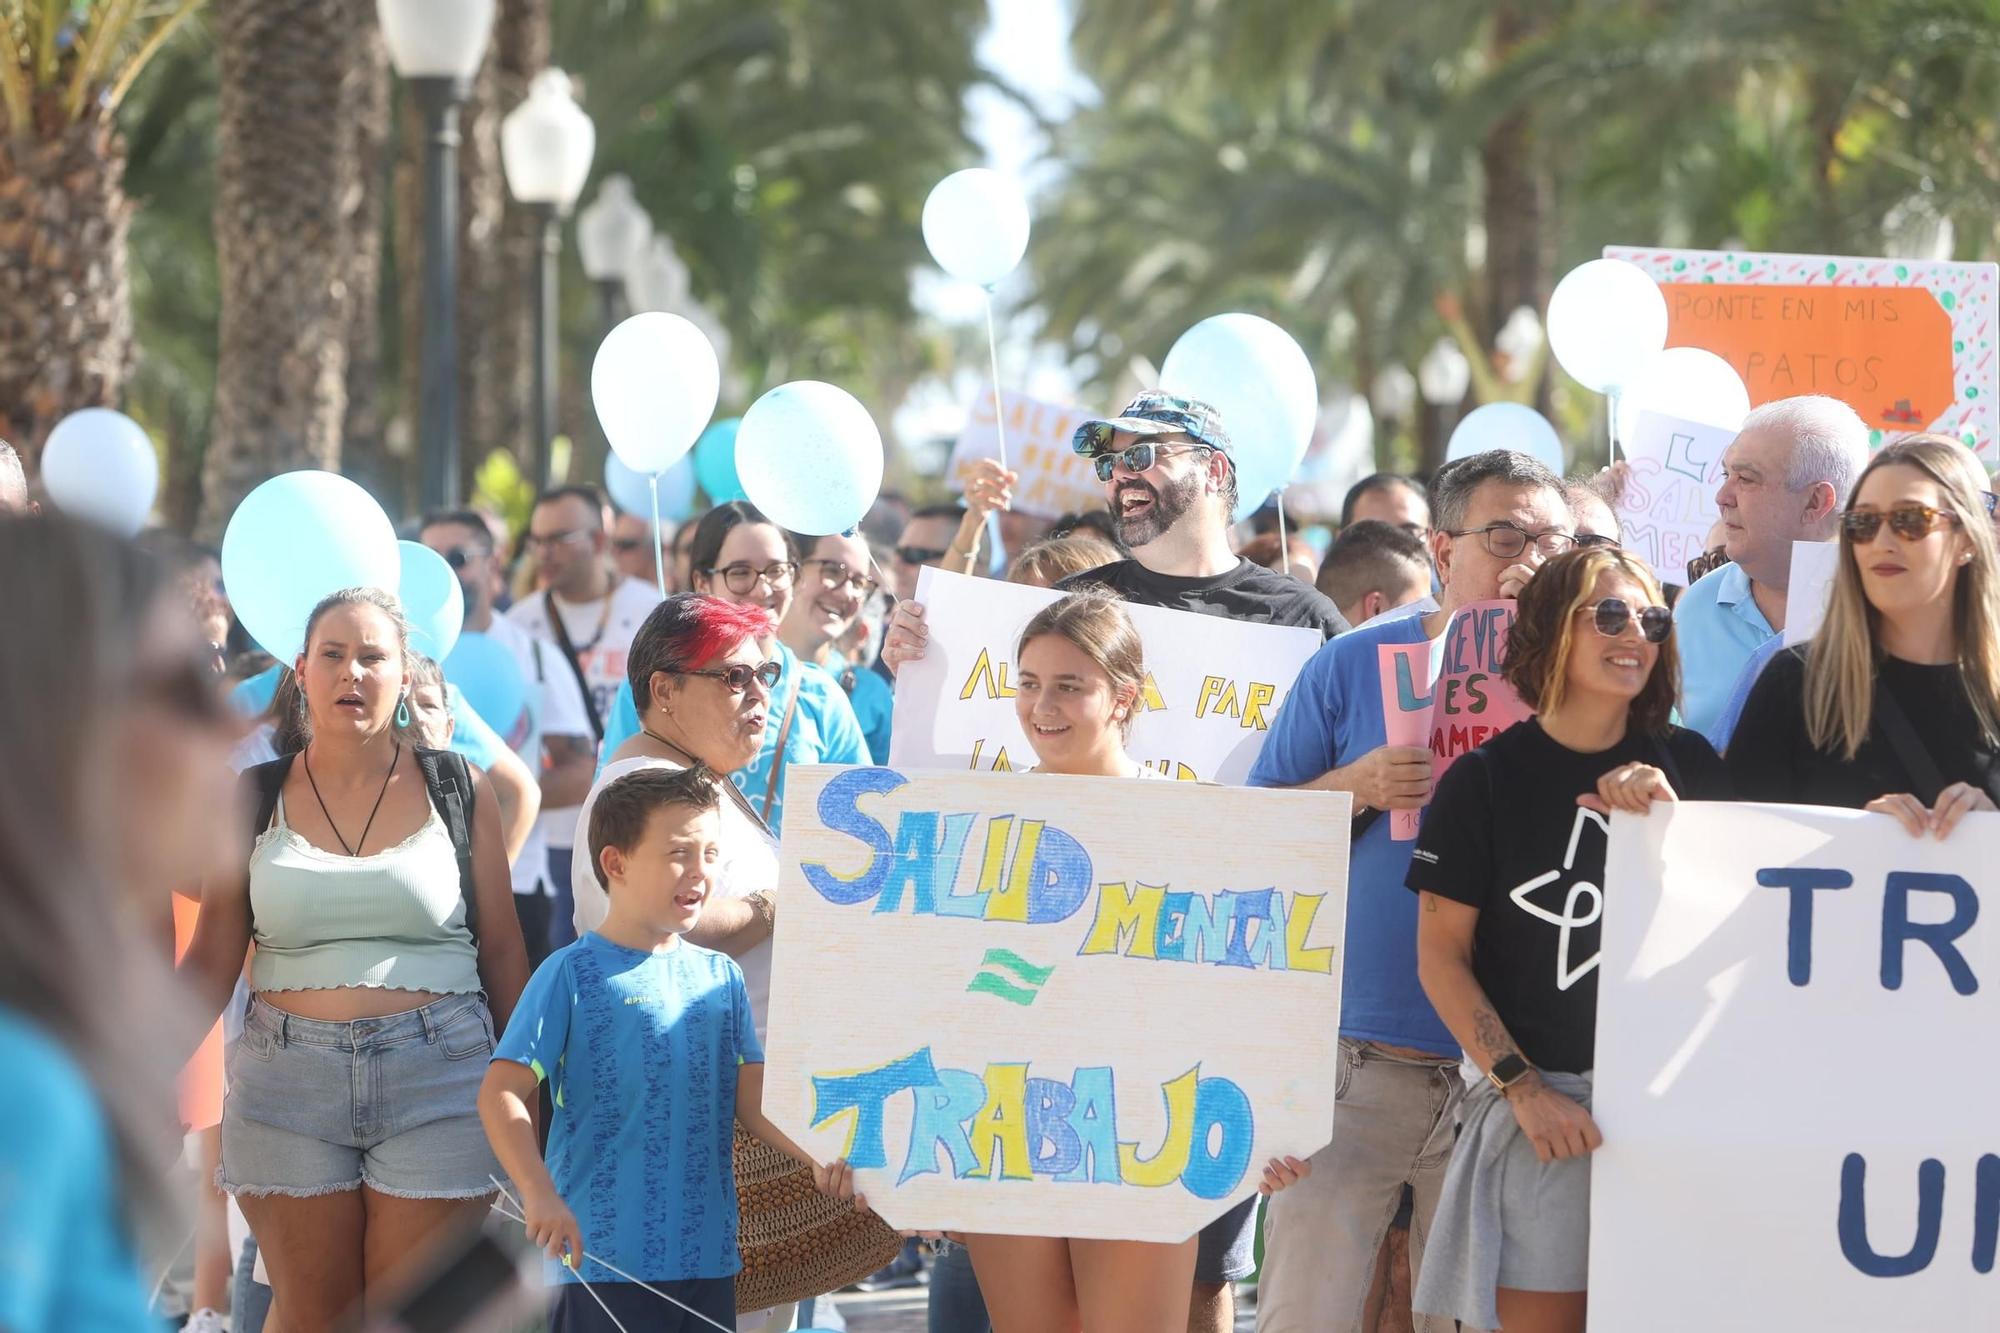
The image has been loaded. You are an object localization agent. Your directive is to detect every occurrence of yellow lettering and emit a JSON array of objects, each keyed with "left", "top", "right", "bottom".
[
  {"left": 1118, "top": 1066, "right": 1198, "bottom": 1187},
  {"left": 1080, "top": 881, "right": 1164, "bottom": 958},
  {"left": 1243, "top": 681, "right": 1276, "bottom": 731},
  {"left": 986, "top": 820, "right": 1044, "bottom": 923},
  {"left": 974, "top": 816, "right": 1013, "bottom": 907},
  {"left": 957, "top": 647, "right": 1016, "bottom": 701},
  {"left": 1195, "top": 675, "right": 1223, "bottom": 718},
  {"left": 1137, "top": 672, "right": 1167, "bottom": 713},
  {"left": 1285, "top": 893, "right": 1336, "bottom": 974},
  {"left": 969, "top": 1064, "right": 1033, "bottom": 1180}
]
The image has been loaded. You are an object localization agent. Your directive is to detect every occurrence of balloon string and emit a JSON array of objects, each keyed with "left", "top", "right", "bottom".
[
  {"left": 1606, "top": 389, "right": 1624, "bottom": 466},
  {"left": 648, "top": 473, "right": 667, "bottom": 599},
  {"left": 1276, "top": 489, "right": 1290, "bottom": 577},
  {"left": 982, "top": 287, "right": 1008, "bottom": 473}
]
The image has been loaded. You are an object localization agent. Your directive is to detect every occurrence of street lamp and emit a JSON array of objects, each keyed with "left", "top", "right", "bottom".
[
  {"left": 379, "top": 0, "right": 495, "bottom": 510},
  {"left": 577, "top": 175, "right": 652, "bottom": 338},
  {"left": 502, "top": 68, "right": 596, "bottom": 491}
]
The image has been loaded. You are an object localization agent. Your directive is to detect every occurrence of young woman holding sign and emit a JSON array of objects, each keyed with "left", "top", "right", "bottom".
[
  {"left": 1727, "top": 434, "right": 2000, "bottom": 833},
  {"left": 950, "top": 590, "right": 1311, "bottom": 1333},
  {"left": 1406, "top": 547, "right": 1730, "bottom": 1333}
]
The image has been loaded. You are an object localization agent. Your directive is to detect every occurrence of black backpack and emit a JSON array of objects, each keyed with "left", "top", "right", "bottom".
[{"left": 245, "top": 746, "right": 481, "bottom": 946}]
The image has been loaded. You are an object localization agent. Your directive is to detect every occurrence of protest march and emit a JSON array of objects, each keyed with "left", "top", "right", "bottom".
[{"left": 7, "top": 7, "right": 2000, "bottom": 1333}]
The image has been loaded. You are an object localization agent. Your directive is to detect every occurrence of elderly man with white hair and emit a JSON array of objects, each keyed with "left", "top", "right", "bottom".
[{"left": 1674, "top": 394, "right": 1870, "bottom": 737}]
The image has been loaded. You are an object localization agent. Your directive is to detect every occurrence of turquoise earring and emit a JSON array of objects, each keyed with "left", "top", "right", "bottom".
[{"left": 395, "top": 695, "right": 411, "bottom": 729}]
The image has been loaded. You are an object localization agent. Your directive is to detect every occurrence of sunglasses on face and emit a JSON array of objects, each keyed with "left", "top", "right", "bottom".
[
  {"left": 1445, "top": 522, "right": 1576, "bottom": 560},
  {"left": 677, "top": 660, "right": 783, "bottom": 693},
  {"left": 804, "top": 558, "right": 880, "bottom": 597},
  {"left": 609, "top": 536, "right": 649, "bottom": 554},
  {"left": 1579, "top": 597, "right": 1673, "bottom": 643},
  {"left": 1090, "top": 441, "right": 1213, "bottom": 483},
  {"left": 1841, "top": 504, "right": 1961, "bottom": 544},
  {"left": 895, "top": 545, "right": 949, "bottom": 567},
  {"left": 702, "top": 561, "right": 796, "bottom": 595},
  {"left": 437, "top": 546, "right": 480, "bottom": 570}
]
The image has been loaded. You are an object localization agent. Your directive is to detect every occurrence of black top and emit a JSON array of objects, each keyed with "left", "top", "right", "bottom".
[
  {"left": 1725, "top": 647, "right": 2000, "bottom": 808},
  {"left": 1058, "top": 558, "right": 1349, "bottom": 638},
  {"left": 1405, "top": 719, "right": 1731, "bottom": 1073}
]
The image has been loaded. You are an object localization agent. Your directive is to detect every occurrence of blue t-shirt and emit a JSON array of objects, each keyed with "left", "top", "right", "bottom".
[
  {"left": 597, "top": 641, "right": 871, "bottom": 832},
  {"left": 1247, "top": 616, "right": 1458, "bottom": 1057},
  {"left": 493, "top": 932, "right": 764, "bottom": 1284},
  {"left": 829, "top": 653, "right": 893, "bottom": 767},
  {"left": 0, "top": 1011, "right": 156, "bottom": 1333},
  {"left": 1673, "top": 563, "right": 1776, "bottom": 740}
]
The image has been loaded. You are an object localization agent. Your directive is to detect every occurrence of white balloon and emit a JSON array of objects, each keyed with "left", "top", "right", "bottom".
[
  {"left": 1546, "top": 258, "right": 1668, "bottom": 395},
  {"left": 1614, "top": 347, "right": 1752, "bottom": 441},
  {"left": 1159, "top": 313, "right": 1319, "bottom": 522},
  {"left": 41, "top": 408, "right": 158, "bottom": 536},
  {"left": 735, "top": 381, "right": 885, "bottom": 536},
  {"left": 590, "top": 312, "right": 720, "bottom": 473},
  {"left": 922, "top": 168, "right": 1031, "bottom": 287},
  {"left": 1445, "top": 402, "right": 1566, "bottom": 475}
]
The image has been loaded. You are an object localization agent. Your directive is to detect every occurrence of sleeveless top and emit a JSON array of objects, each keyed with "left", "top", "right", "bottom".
[{"left": 248, "top": 795, "right": 481, "bottom": 995}]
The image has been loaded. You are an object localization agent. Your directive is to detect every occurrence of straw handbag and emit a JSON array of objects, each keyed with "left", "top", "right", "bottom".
[{"left": 734, "top": 1123, "right": 903, "bottom": 1313}]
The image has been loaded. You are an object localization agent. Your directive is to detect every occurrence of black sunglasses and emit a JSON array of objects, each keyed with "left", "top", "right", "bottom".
[
  {"left": 1581, "top": 597, "right": 1672, "bottom": 644},
  {"left": 438, "top": 546, "right": 475, "bottom": 570},
  {"left": 677, "top": 660, "right": 782, "bottom": 693},
  {"left": 1841, "top": 503, "right": 1961, "bottom": 544},
  {"left": 1089, "top": 441, "right": 1213, "bottom": 483},
  {"left": 895, "top": 545, "right": 950, "bottom": 566}
]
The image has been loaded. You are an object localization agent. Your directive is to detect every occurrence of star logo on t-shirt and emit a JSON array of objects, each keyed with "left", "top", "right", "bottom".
[{"left": 1506, "top": 807, "right": 1609, "bottom": 991}]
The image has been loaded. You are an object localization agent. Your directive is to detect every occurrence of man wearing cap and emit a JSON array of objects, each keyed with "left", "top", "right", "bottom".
[{"left": 884, "top": 392, "right": 1345, "bottom": 1333}]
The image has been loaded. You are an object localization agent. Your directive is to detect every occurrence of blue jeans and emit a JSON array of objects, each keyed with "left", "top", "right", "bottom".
[
  {"left": 928, "top": 1242, "right": 991, "bottom": 1333},
  {"left": 232, "top": 1236, "right": 271, "bottom": 1333}
]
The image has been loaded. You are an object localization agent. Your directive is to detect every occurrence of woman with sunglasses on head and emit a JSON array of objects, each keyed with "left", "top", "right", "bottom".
[
  {"left": 1727, "top": 434, "right": 2000, "bottom": 836},
  {"left": 952, "top": 590, "right": 1311, "bottom": 1333},
  {"left": 596, "top": 502, "right": 871, "bottom": 833},
  {"left": 1407, "top": 546, "right": 1730, "bottom": 1333},
  {"left": 781, "top": 529, "right": 896, "bottom": 764},
  {"left": 179, "top": 586, "right": 531, "bottom": 1332}
]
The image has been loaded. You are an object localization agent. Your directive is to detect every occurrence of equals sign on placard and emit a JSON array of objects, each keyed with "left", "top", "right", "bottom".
[{"left": 966, "top": 949, "right": 1055, "bottom": 1005}]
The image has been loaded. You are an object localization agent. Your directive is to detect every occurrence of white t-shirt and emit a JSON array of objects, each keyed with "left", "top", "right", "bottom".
[
  {"left": 570, "top": 755, "right": 780, "bottom": 1039},
  {"left": 480, "top": 613, "right": 593, "bottom": 894},
  {"left": 504, "top": 578, "right": 662, "bottom": 849}
]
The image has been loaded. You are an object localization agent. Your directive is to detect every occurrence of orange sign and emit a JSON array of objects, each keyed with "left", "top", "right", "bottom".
[{"left": 1659, "top": 282, "right": 1955, "bottom": 433}]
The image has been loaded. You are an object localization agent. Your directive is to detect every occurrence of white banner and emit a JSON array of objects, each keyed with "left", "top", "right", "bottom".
[
  {"left": 1614, "top": 410, "right": 1732, "bottom": 586},
  {"left": 762, "top": 764, "right": 1350, "bottom": 1240},
  {"left": 888, "top": 568, "right": 1323, "bottom": 784},
  {"left": 1591, "top": 803, "right": 1997, "bottom": 1330}
]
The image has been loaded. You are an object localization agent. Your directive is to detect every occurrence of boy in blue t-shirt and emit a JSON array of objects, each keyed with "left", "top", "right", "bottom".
[{"left": 480, "top": 765, "right": 860, "bottom": 1332}]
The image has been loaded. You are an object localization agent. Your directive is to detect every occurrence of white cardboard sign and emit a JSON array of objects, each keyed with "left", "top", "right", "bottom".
[
  {"left": 888, "top": 568, "right": 1323, "bottom": 784},
  {"left": 761, "top": 764, "right": 1350, "bottom": 1240},
  {"left": 1591, "top": 803, "right": 1998, "bottom": 1330},
  {"left": 1781, "top": 539, "right": 1842, "bottom": 647},
  {"left": 947, "top": 384, "right": 1105, "bottom": 519},
  {"left": 1614, "top": 410, "right": 1732, "bottom": 586}
]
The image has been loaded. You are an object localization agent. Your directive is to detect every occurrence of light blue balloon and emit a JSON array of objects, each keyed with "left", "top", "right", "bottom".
[
  {"left": 442, "top": 632, "right": 527, "bottom": 748},
  {"left": 735, "top": 381, "right": 885, "bottom": 535},
  {"left": 221, "top": 470, "right": 400, "bottom": 663},
  {"left": 231, "top": 663, "right": 282, "bottom": 718},
  {"left": 605, "top": 452, "right": 696, "bottom": 521},
  {"left": 396, "top": 540, "right": 465, "bottom": 662},
  {"left": 693, "top": 417, "right": 746, "bottom": 504},
  {"left": 1445, "top": 402, "right": 1566, "bottom": 475}
]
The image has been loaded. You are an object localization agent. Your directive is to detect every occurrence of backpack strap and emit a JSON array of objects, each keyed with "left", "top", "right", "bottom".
[
  {"left": 415, "top": 747, "right": 481, "bottom": 948},
  {"left": 246, "top": 754, "right": 297, "bottom": 843},
  {"left": 1872, "top": 678, "right": 1953, "bottom": 807}
]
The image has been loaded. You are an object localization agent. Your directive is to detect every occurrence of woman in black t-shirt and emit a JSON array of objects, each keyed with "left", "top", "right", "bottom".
[
  {"left": 1727, "top": 433, "right": 2000, "bottom": 834},
  {"left": 1405, "top": 546, "right": 1730, "bottom": 1333}
]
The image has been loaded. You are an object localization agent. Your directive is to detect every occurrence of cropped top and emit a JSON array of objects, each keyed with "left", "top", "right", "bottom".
[{"left": 248, "top": 795, "right": 481, "bottom": 995}]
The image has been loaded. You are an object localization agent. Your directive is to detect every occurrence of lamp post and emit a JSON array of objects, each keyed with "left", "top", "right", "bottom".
[
  {"left": 378, "top": 0, "right": 496, "bottom": 510},
  {"left": 577, "top": 175, "right": 652, "bottom": 339},
  {"left": 501, "top": 69, "right": 596, "bottom": 491}
]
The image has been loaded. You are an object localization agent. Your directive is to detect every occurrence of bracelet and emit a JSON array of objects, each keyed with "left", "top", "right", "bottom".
[{"left": 744, "top": 890, "right": 777, "bottom": 934}]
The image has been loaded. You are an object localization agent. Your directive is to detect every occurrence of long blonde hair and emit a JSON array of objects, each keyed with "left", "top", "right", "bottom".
[{"left": 1804, "top": 434, "right": 2000, "bottom": 757}]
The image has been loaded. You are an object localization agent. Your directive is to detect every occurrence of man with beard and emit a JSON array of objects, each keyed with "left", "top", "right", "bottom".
[{"left": 881, "top": 392, "right": 1345, "bottom": 1333}]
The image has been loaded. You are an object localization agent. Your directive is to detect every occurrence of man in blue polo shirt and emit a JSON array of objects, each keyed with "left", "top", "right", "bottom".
[
  {"left": 1674, "top": 395, "right": 1868, "bottom": 738},
  {"left": 1248, "top": 449, "right": 1571, "bottom": 1333}
]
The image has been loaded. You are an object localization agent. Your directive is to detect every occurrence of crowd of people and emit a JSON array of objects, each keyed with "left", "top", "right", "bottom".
[{"left": 1, "top": 377, "right": 1995, "bottom": 1333}]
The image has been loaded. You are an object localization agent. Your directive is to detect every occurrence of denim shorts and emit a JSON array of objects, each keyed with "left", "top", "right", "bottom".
[{"left": 219, "top": 992, "right": 501, "bottom": 1200}]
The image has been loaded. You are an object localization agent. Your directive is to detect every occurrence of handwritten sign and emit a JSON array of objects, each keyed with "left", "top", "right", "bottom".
[
  {"left": 1615, "top": 410, "right": 1733, "bottom": 586},
  {"left": 1604, "top": 246, "right": 2000, "bottom": 459},
  {"left": 1591, "top": 803, "right": 1998, "bottom": 1329},
  {"left": 762, "top": 765, "right": 1350, "bottom": 1239},
  {"left": 948, "top": 385, "right": 1104, "bottom": 519},
  {"left": 1782, "top": 539, "right": 1842, "bottom": 648},
  {"left": 890, "top": 568, "right": 1322, "bottom": 784},
  {"left": 1375, "top": 601, "right": 1532, "bottom": 839}
]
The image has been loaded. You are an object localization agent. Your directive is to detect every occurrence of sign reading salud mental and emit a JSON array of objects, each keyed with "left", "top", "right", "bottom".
[
  {"left": 891, "top": 568, "right": 1322, "bottom": 785},
  {"left": 948, "top": 384, "right": 1104, "bottom": 519},
  {"left": 1604, "top": 244, "right": 2000, "bottom": 459},
  {"left": 761, "top": 765, "right": 1351, "bottom": 1241},
  {"left": 1613, "top": 410, "right": 1733, "bottom": 587},
  {"left": 1590, "top": 803, "right": 1998, "bottom": 1330}
]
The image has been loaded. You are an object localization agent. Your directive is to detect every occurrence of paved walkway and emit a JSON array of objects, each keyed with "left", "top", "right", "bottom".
[{"left": 827, "top": 1283, "right": 1260, "bottom": 1331}]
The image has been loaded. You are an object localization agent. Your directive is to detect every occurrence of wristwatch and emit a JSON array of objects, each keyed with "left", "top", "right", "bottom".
[{"left": 1487, "top": 1053, "right": 1533, "bottom": 1094}]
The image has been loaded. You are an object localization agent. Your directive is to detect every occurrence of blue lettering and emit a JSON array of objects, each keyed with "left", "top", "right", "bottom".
[
  {"left": 1182, "top": 1075, "right": 1255, "bottom": 1201},
  {"left": 1025, "top": 1077, "right": 1083, "bottom": 1177},
  {"left": 1026, "top": 824, "right": 1094, "bottom": 924},
  {"left": 1977, "top": 1154, "right": 2000, "bottom": 1275},
  {"left": 801, "top": 767, "right": 905, "bottom": 905},
  {"left": 1222, "top": 889, "right": 1273, "bottom": 969},
  {"left": 1243, "top": 888, "right": 1288, "bottom": 971},
  {"left": 1756, "top": 866, "right": 1853, "bottom": 986},
  {"left": 1155, "top": 891, "right": 1194, "bottom": 961},
  {"left": 876, "top": 811, "right": 975, "bottom": 916},
  {"left": 1181, "top": 893, "right": 1233, "bottom": 965},
  {"left": 1059, "top": 1066, "right": 1121, "bottom": 1184},
  {"left": 898, "top": 1069, "right": 985, "bottom": 1185},
  {"left": 1839, "top": 1153, "right": 1944, "bottom": 1278},
  {"left": 1882, "top": 872, "right": 1980, "bottom": 994},
  {"left": 810, "top": 1046, "right": 936, "bottom": 1169},
  {"left": 1393, "top": 652, "right": 1432, "bottom": 711}
]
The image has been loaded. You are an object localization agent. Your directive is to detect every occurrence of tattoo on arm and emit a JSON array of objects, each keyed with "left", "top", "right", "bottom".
[
  {"left": 1471, "top": 1004, "right": 1518, "bottom": 1065},
  {"left": 1422, "top": 892, "right": 1438, "bottom": 912}
]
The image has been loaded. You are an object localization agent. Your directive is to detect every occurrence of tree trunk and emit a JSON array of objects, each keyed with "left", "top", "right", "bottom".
[
  {"left": 340, "top": 17, "right": 399, "bottom": 511},
  {"left": 1479, "top": 5, "right": 1552, "bottom": 410},
  {"left": 199, "top": 0, "right": 373, "bottom": 537},
  {"left": 0, "top": 103, "right": 134, "bottom": 468}
]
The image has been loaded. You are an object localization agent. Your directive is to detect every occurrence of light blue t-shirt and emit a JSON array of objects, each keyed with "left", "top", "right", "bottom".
[
  {"left": 0, "top": 1011, "right": 156, "bottom": 1333},
  {"left": 493, "top": 932, "right": 764, "bottom": 1284},
  {"left": 1674, "top": 563, "right": 1776, "bottom": 740},
  {"left": 1247, "top": 616, "right": 1459, "bottom": 1057},
  {"left": 597, "top": 641, "right": 871, "bottom": 832},
  {"left": 1709, "top": 634, "right": 1788, "bottom": 752},
  {"left": 825, "top": 652, "right": 892, "bottom": 767}
]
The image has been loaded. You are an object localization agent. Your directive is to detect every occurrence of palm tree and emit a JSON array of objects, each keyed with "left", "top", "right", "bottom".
[{"left": 0, "top": 0, "right": 203, "bottom": 466}]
